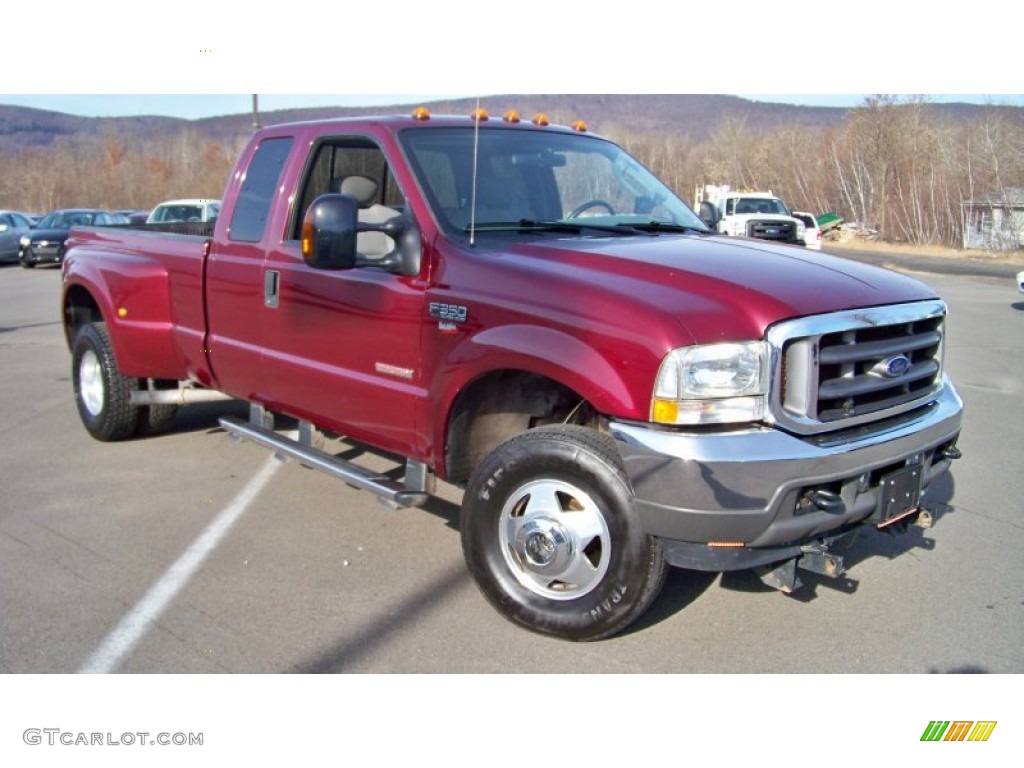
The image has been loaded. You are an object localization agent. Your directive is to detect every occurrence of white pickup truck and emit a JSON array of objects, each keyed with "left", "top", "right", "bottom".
[{"left": 696, "top": 186, "right": 805, "bottom": 246}]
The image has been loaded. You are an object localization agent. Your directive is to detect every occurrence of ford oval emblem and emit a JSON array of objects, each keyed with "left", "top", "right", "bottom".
[{"left": 881, "top": 354, "right": 911, "bottom": 378}]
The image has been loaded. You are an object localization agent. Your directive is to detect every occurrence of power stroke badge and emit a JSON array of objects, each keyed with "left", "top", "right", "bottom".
[{"left": 429, "top": 302, "right": 468, "bottom": 333}]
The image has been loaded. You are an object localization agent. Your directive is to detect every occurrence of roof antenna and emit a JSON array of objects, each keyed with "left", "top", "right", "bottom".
[{"left": 469, "top": 97, "right": 480, "bottom": 247}]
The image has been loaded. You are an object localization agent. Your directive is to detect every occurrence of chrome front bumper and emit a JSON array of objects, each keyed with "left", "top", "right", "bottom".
[{"left": 610, "top": 380, "right": 963, "bottom": 552}]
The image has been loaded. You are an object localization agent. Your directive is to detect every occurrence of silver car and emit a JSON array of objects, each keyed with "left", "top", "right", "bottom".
[{"left": 0, "top": 210, "right": 35, "bottom": 263}]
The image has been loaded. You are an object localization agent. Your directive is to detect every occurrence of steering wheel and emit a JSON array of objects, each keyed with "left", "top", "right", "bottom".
[{"left": 567, "top": 199, "right": 615, "bottom": 218}]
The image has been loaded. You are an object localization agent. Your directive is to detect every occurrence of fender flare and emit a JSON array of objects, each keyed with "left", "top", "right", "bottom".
[
  {"left": 427, "top": 323, "right": 654, "bottom": 470},
  {"left": 62, "top": 250, "right": 178, "bottom": 379}
]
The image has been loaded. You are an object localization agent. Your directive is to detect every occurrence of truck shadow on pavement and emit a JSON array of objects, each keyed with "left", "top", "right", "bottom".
[
  {"left": 625, "top": 569, "right": 720, "bottom": 636},
  {"left": 167, "top": 400, "right": 250, "bottom": 434},
  {"left": 0, "top": 320, "right": 63, "bottom": 333},
  {"left": 291, "top": 561, "right": 473, "bottom": 673}
]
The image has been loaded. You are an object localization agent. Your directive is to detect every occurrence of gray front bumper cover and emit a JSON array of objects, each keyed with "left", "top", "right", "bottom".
[{"left": 610, "top": 381, "right": 963, "bottom": 558}]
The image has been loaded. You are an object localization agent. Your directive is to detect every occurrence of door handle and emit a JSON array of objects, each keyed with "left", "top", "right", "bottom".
[{"left": 264, "top": 269, "right": 280, "bottom": 308}]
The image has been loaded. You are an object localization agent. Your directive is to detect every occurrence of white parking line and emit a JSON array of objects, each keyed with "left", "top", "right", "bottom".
[{"left": 78, "top": 456, "right": 281, "bottom": 673}]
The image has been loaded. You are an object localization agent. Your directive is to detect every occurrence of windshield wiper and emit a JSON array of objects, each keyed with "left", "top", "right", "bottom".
[
  {"left": 626, "top": 221, "right": 712, "bottom": 234},
  {"left": 464, "top": 220, "right": 653, "bottom": 236}
]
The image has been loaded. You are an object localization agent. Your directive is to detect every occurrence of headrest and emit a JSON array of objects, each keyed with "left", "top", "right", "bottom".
[{"left": 339, "top": 176, "right": 378, "bottom": 207}]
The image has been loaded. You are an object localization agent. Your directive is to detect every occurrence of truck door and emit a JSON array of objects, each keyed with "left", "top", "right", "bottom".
[
  {"left": 205, "top": 135, "right": 296, "bottom": 400},
  {"left": 257, "top": 137, "right": 425, "bottom": 457}
]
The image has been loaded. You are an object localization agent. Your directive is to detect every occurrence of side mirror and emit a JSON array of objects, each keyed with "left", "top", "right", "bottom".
[
  {"left": 361, "top": 216, "right": 422, "bottom": 277},
  {"left": 302, "top": 194, "right": 358, "bottom": 270},
  {"left": 698, "top": 201, "right": 720, "bottom": 230}
]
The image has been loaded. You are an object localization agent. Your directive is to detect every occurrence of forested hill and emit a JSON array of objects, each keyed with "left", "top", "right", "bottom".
[
  {"left": 3, "top": 94, "right": 1019, "bottom": 150},
  {"left": 2, "top": 95, "right": 1022, "bottom": 249}
]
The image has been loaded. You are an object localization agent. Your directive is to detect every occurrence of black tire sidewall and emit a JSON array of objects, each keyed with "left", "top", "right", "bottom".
[
  {"left": 71, "top": 323, "right": 138, "bottom": 441},
  {"left": 462, "top": 427, "right": 659, "bottom": 641}
]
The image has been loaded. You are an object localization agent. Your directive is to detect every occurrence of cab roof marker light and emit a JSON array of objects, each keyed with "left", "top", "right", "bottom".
[
  {"left": 532, "top": 113, "right": 550, "bottom": 127},
  {"left": 503, "top": 109, "right": 521, "bottom": 123},
  {"left": 471, "top": 108, "right": 489, "bottom": 122},
  {"left": 412, "top": 107, "right": 431, "bottom": 121},
  {"left": 571, "top": 120, "right": 588, "bottom": 132}
]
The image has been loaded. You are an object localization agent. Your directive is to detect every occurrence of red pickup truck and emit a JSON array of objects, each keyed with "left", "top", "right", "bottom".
[{"left": 61, "top": 108, "right": 963, "bottom": 640}]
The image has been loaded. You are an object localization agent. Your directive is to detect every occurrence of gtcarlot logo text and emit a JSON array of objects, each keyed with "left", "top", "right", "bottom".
[{"left": 23, "top": 729, "right": 203, "bottom": 747}]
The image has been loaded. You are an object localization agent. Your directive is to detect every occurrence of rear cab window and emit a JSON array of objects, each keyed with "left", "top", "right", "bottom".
[{"left": 229, "top": 137, "right": 295, "bottom": 242}]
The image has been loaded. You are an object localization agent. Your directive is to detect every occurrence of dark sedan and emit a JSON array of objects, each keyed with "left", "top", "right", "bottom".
[{"left": 19, "top": 209, "right": 120, "bottom": 268}]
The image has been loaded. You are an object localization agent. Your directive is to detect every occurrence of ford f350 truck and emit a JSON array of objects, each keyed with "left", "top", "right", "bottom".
[{"left": 61, "top": 108, "right": 963, "bottom": 641}]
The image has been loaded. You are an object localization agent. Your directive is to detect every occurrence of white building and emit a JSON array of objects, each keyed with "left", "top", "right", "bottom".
[{"left": 962, "top": 188, "right": 1024, "bottom": 250}]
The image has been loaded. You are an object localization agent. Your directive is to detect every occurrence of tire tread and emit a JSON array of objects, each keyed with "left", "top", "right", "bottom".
[
  {"left": 462, "top": 424, "right": 668, "bottom": 641},
  {"left": 72, "top": 322, "right": 139, "bottom": 441}
]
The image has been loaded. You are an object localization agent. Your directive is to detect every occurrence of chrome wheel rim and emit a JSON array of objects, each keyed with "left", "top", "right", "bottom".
[
  {"left": 79, "top": 349, "right": 105, "bottom": 416},
  {"left": 499, "top": 479, "right": 611, "bottom": 600}
]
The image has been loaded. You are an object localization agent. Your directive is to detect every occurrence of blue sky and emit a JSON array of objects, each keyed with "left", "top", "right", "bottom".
[
  {"left": 3, "top": 2, "right": 1017, "bottom": 121},
  {"left": 0, "top": 94, "right": 1019, "bottom": 120}
]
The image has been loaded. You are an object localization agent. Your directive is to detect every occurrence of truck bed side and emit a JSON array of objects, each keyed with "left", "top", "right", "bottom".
[{"left": 62, "top": 226, "right": 215, "bottom": 386}]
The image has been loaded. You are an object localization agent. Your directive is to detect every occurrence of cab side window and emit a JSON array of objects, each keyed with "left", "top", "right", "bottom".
[
  {"left": 294, "top": 140, "right": 405, "bottom": 232},
  {"left": 292, "top": 139, "right": 407, "bottom": 260}
]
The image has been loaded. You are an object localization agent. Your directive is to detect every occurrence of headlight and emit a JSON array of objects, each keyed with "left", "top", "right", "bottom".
[
  {"left": 19, "top": 236, "right": 30, "bottom": 247},
  {"left": 652, "top": 341, "right": 769, "bottom": 425}
]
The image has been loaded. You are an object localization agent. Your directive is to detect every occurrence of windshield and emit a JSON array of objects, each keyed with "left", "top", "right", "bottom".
[
  {"left": 37, "top": 211, "right": 98, "bottom": 228},
  {"left": 400, "top": 127, "right": 706, "bottom": 235},
  {"left": 730, "top": 197, "right": 791, "bottom": 216}
]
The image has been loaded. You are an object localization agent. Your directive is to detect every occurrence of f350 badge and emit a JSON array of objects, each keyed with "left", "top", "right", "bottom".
[{"left": 429, "top": 302, "right": 468, "bottom": 333}]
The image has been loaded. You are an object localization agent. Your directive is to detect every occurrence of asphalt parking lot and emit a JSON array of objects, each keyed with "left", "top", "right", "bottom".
[{"left": 1, "top": 256, "right": 1022, "bottom": 674}]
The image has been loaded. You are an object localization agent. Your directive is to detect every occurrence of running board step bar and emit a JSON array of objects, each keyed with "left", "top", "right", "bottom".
[{"left": 219, "top": 411, "right": 432, "bottom": 509}]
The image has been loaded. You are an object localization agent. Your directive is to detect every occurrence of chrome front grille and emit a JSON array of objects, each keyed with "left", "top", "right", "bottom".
[
  {"left": 746, "top": 219, "right": 797, "bottom": 242},
  {"left": 766, "top": 302, "right": 948, "bottom": 435}
]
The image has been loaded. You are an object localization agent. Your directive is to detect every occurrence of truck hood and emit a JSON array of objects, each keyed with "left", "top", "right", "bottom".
[{"left": 498, "top": 233, "right": 938, "bottom": 344}]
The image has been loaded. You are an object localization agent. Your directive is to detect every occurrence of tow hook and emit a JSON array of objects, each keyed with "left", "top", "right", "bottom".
[
  {"left": 802, "top": 489, "right": 844, "bottom": 514},
  {"left": 755, "top": 542, "right": 845, "bottom": 594}
]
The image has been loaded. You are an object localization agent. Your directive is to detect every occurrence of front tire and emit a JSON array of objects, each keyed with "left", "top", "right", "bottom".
[
  {"left": 72, "top": 322, "right": 139, "bottom": 441},
  {"left": 461, "top": 425, "right": 667, "bottom": 641}
]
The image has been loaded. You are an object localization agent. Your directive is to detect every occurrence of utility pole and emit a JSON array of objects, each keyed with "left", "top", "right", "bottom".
[{"left": 252, "top": 95, "right": 260, "bottom": 131}]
